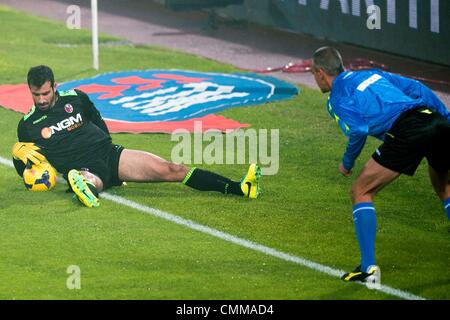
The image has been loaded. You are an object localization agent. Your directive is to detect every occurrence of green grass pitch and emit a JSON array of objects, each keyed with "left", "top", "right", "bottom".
[{"left": 0, "top": 5, "right": 448, "bottom": 299}]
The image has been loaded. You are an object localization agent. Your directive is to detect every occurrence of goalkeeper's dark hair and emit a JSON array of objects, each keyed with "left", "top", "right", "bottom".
[
  {"left": 312, "top": 47, "right": 345, "bottom": 76},
  {"left": 27, "top": 65, "right": 55, "bottom": 89}
]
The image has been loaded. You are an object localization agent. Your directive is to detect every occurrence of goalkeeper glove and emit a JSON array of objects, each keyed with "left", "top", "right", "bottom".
[{"left": 12, "top": 142, "right": 46, "bottom": 165}]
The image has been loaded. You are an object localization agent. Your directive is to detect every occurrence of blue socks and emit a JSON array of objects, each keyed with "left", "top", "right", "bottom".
[
  {"left": 444, "top": 198, "right": 450, "bottom": 220},
  {"left": 352, "top": 202, "right": 377, "bottom": 272},
  {"left": 351, "top": 198, "right": 448, "bottom": 274}
]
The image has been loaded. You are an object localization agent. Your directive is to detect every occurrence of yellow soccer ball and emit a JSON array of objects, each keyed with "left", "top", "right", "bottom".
[{"left": 23, "top": 162, "right": 57, "bottom": 191}]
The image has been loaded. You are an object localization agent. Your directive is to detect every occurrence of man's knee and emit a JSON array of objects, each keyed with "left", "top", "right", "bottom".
[
  {"left": 350, "top": 159, "right": 400, "bottom": 204},
  {"left": 163, "top": 162, "right": 188, "bottom": 182},
  {"left": 351, "top": 183, "right": 365, "bottom": 203},
  {"left": 80, "top": 170, "right": 103, "bottom": 191},
  {"left": 351, "top": 179, "right": 375, "bottom": 204}
]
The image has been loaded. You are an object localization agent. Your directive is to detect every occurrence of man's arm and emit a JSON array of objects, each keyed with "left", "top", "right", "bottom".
[
  {"left": 329, "top": 97, "right": 369, "bottom": 173},
  {"left": 75, "top": 89, "right": 111, "bottom": 135},
  {"left": 13, "top": 158, "right": 26, "bottom": 177},
  {"left": 342, "top": 134, "right": 368, "bottom": 172},
  {"left": 13, "top": 119, "right": 30, "bottom": 177},
  {"left": 376, "top": 70, "right": 449, "bottom": 119}
]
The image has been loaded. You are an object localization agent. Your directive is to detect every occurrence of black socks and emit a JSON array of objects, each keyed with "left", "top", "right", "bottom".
[{"left": 183, "top": 168, "right": 244, "bottom": 196}]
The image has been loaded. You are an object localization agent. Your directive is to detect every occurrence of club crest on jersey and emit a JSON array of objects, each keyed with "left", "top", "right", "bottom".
[{"left": 64, "top": 104, "right": 74, "bottom": 113}]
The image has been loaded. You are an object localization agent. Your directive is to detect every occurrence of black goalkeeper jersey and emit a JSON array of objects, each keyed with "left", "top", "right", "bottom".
[{"left": 14, "top": 89, "right": 112, "bottom": 176}]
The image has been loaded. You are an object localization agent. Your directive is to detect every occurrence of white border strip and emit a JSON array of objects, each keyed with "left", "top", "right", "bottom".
[{"left": 0, "top": 156, "right": 425, "bottom": 300}]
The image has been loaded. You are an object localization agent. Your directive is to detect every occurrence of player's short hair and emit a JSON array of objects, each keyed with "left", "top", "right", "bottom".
[
  {"left": 27, "top": 65, "right": 55, "bottom": 88},
  {"left": 312, "top": 47, "right": 345, "bottom": 76}
]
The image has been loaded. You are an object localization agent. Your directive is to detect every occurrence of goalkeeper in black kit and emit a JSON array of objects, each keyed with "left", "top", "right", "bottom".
[{"left": 12, "top": 65, "right": 260, "bottom": 207}]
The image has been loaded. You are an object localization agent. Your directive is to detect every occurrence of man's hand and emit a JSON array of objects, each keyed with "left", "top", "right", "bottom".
[
  {"left": 339, "top": 163, "right": 352, "bottom": 177},
  {"left": 12, "top": 142, "right": 46, "bottom": 165}
]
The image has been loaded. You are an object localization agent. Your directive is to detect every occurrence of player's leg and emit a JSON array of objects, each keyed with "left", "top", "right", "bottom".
[
  {"left": 342, "top": 158, "right": 400, "bottom": 285},
  {"left": 344, "top": 108, "right": 431, "bottom": 284},
  {"left": 428, "top": 166, "right": 450, "bottom": 200},
  {"left": 426, "top": 119, "right": 450, "bottom": 220},
  {"left": 351, "top": 158, "right": 401, "bottom": 204},
  {"left": 118, "top": 149, "right": 188, "bottom": 182},
  {"left": 428, "top": 166, "right": 450, "bottom": 220},
  {"left": 118, "top": 149, "right": 259, "bottom": 198},
  {"left": 343, "top": 108, "right": 445, "bottom": 284},
  {"left": 351, "top": 159, "right": 400, "bottom": 268}
]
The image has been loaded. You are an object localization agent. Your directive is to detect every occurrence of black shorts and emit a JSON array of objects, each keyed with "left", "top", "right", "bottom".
[
  {"left": 75, "top": 143, "right": 124, "bottom": 189},
  {"left": 372, "top": 107, "right": 450, "bottom": 176}
]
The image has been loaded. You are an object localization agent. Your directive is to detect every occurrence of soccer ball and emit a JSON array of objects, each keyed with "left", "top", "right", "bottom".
[{"left": 23, "top": 162, "right": 57, "bottom": 191}]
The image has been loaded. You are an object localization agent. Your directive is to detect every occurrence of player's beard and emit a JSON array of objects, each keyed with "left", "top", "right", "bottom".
[
  {"left": 38, "top": 90, "right": 58, "bottom": 111},
  {"left": 49, "top": 91, "right": 58, "bottom": 109}
]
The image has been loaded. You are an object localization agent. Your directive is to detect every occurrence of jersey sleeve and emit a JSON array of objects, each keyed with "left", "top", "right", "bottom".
[
  {"left": 13, "top": 119, "right": 29, "bottom": 177},
  {"left": 17, "top": 118, "right": 32, "bottom": 142},
  {"left": 375, "top": 70, "right": 449, "bottom": 120},
  {"left": 13, "top": 158, "right": 26, "bottom": 177},
  {"left": 342, "top": 135, "right": 367, "bottom": 171},
  {"left": 329, "top": 96, "right": 369, "bottom": 170},
  {"left": 75, "top": 89, "right": 111, "bottom": 136}
]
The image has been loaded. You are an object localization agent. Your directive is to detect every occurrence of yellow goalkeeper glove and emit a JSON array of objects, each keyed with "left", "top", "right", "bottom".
[{"left": 12, "top": 142, "right": 46, "bottom": 165}]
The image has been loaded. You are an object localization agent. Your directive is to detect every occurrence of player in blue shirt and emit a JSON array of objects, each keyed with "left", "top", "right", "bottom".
[{"left": 311, "top": 47, "right": 450, "bottom": 286}]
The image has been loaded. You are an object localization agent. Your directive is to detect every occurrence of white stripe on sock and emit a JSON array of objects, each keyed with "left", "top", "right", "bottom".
[{"left": 353, "top": 206, "right": 376, "bottom": 214}]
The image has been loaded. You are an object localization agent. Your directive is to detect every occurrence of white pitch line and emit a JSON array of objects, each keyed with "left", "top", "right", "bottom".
[
  {"left": 0, "top": 157, "right": 13, "bottom": 167},
  {"left": 0, "top": 156, "right": 425, "bottom": 300}
]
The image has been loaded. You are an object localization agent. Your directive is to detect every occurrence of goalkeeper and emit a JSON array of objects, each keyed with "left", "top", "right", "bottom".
[{"left": 13, "top": 65, "right": 260, "bottom": 207}]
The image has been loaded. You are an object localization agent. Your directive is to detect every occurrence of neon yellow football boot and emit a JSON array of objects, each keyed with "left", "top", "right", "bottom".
[
  {"left": 240, "top": 164, "right": 261, "bottom": 199},
  {"left": 68, "top": 169, "right": 100, "bottom": 208},
  {"left": 342, "top": 265, "right": 381, "bottom": 289}
]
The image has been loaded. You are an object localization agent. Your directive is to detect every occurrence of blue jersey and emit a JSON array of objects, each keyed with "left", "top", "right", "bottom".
[{"left": 328, "top": 69, "right": 450, "bottom": 170}]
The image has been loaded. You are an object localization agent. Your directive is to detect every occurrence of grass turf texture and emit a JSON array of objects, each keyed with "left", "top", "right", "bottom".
[{"left": 0, "top": 6, "right": 448, "bottom": 299}]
